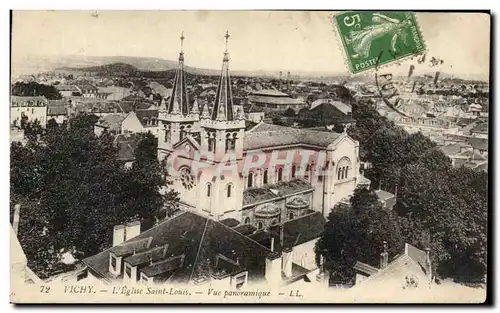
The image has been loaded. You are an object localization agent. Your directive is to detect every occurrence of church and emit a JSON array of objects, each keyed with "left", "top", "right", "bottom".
[
  {"left": 157, "top": 31, "right": 365, "bottom": 226},
  {"left": 82, "top": 32, "right": 366, "bottom": 288}
]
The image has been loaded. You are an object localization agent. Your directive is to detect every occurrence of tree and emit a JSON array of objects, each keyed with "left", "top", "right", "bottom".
[
  {"left": 283, "top": 107, "right": 296, "bottom": 117},
  {"left": 315, "top": 188, "right": 404, "bottom": 283},
  {"left": 11, "top": 82, "right": 62, "bottom": 100},
  {"left": 10, "top": 115, "right": 178, "bottom": 278}
]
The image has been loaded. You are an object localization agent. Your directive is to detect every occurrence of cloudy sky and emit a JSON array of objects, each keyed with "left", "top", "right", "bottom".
[{"left": 11, "top": 11, "right": 490, "bottom": 78}]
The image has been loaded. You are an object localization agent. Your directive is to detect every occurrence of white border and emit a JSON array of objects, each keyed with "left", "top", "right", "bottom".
[{"left": 2, "top": 0, "right": 498, "bottom": 312}]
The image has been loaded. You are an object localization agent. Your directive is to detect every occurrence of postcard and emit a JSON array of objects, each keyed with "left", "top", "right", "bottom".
[{"left": 10, "top": 10, "right": 489, "bottom": 303}]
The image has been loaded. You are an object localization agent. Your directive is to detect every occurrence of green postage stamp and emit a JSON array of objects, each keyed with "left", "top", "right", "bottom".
[{"left": 333, "top": 12, "right": 426, "bottom": 74}]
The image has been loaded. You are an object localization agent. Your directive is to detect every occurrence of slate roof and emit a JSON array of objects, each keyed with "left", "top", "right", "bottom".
[
  {"left": 55, "top": 85, "right": 80, "bottom": 92},
  {"left": 440, "top": 143, "right": 469, "bottom": 156},
  {"left": 248, "top": 211, "right": 326, "bottom": 252},
  {"left": 47, "top": 105, "right": 67, "bottom": 116},
  {"left": 375, "top": 190, "right": 395, "bottom": 202},
  {"left": 310, "top": 99, "right": 352, "bottom": 115},
  {"left": 243, "top": 179, "right": 314, "bottom": 207},
  {"left": 82, "top": 211, "right": 278, "bottom": 283},
  {"left": 354, "top": 261, "right": 379, "bottom": 276},
  {"left": 243, "top": 123, "right": 343, "bottom": 151},
  {"left": 468, "top": 137, "right": 488, "bottom": 151},
  {"left": 95, "top": 114, "right": 125, "bottom": 131},
  {"left": 470, "top": 122, "right": 488, "bottom": 134},
  {"left": 135, "top": 109, "right": 159, "bottom": 127}
]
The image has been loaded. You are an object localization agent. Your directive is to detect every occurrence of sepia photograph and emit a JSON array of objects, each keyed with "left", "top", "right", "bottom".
[{"left": 9, "top": 10, "right": 490, "bottom": 304}]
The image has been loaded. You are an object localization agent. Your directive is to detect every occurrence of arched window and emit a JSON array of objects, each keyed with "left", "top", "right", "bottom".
[
  {"left": 263, "top": 170, "right": 268, "bottom": 185},
  {"left": 337, "top": 157, "right": 352, "bottom": 181},
  {"left": 164, "top": 128, "right": 171, "bottom": 143},
  {"left": 305, "top": 164, "right": 311, "bottom": 180},
  {"left": 291, "top": 165, "right": 296, "bottom": 178},
  {"left": 277, "top": 167, "right": 283, "bottom": 182},
  {"left": 180, "top": 126, "right": 186, "bottom": 140},
  {"left": 289, "top": 212, "right": 294, "bottom": 220},
  {"left": 225, "top": 133, "right": 231, "bottom": 152},
  {"left": 226, "top": 184, "right": 232, "bottom": 198},
  {"left": 257, "top": 221, "right": 264, "bottom": 230},
  {"left": 247, "top": 172, "right": 254, "bottom": 188},
  {"left": 244, "top": 217, "right": 251, "bottom": 224},
  {"left": 206, "top": 183, "right": 212, "bottom": 197}
]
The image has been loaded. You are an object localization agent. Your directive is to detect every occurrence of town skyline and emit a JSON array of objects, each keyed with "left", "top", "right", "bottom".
[{"left": 12, "top": 11, "right": 490, "bottom": 79}]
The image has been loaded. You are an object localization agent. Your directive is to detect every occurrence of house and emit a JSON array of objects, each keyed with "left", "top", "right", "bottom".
[
  {"left": 114, "top": 133, "right": 139, "bottom": 169},
  {"left": 10, "top": 96, "right": 48, "bottom": 127},
  {"left": 97, "top": 86, "right": 132, "bottom": 101},
  {"left": 299, "top": 99, "right": 352, "bottom": 126},
  {"left": 248, "top": 89, "right": 306, "bottom": 113},
  {"left": 352, "top": 243, "right": 432, "bottom": 292},
  {"left": 94, "top": 114, "right": 126, "bottom": 136},
  {"left": 76, "top": 84, "right": 99, "bottom": 98},
  {"left": 47, "top": 100, "right": 68, "bottom": 124},
  {"left": 81, "top": 210, "right": 325, "bottom": 288},
  {"left": 121, "top": 110, "right": 159, "bottom": 136},
  {"left": 55, "top": 84, "right": 81, "bottom": 97},
  {"left": 470, "top": 122, "right": 488, "bottom": 139},
  {"left": 374, "top": 190, "right": 396, "bottom": 211}
]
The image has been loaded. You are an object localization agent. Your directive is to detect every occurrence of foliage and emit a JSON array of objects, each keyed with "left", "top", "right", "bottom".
[
  {"left": 315, "top": 188, "right": 404, "bottom": 283},
  {"left": 10, "top": 115, "right": 178, "bottom": 278},
  {"left": 12, "top": 82, "right": 62, "bottom": 100}
]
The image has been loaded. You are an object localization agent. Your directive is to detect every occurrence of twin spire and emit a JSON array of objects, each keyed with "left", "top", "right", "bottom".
[{"left": 166, "top": 31, "right": 239, "bottom": 122}]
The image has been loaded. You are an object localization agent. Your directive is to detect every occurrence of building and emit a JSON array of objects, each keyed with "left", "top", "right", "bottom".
[
  {"left": 249, "top": 89, "right": 306, "bottom": 113},
  {"left": 351, "top": 243, "right": 433, "bottom": 293},
  {"left": 82, "top": 210, "right": 326, "bottom": 287},
  {"left": 121, "top": 110, "right": 160, "bottom": 136},
  {"left": 76, "top": 84, "right": 100, "bottom": 98},
  {"left": 47, "top": 100, "right": 68, "bottom": 124},
  {"left": 55, "top": 84, "right": 81, "bottom": 97},
  {"left": 94, "top": 114, "right": 126, "bottom": 136},
  {"left": 10, "top": 96, "right": 48, "bottom": 127},
  {"left": 82, "top": 33, "right": 362, "bottom": 288},
  {"left": 299, "top": 99, "right": 352, "bottom": 126}
]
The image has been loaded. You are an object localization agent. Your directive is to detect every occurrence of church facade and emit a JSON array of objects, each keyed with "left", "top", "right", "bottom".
[{"left": 157, "top": 33, "right": 364, "bottom": 227}]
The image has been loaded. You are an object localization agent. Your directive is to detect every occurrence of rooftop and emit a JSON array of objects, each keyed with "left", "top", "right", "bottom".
[
  {"left": 82, "top": 211, "right": 279, "bottom": 283},
  {"left": 243, "top": 178, "right": 314, "bottom": 207},
  {"left": 243, "top": 123, "right": 343, "bottom": 151}
]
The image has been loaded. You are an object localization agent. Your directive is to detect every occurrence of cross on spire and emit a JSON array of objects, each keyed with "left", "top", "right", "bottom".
[
  {"left": 224, "top": 30, "right": 230, "bottom": 52},
  {"left": 180, "top": 31, "right": 185, "bottom": 52}
]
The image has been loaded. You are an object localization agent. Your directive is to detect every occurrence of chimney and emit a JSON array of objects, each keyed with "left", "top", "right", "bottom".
[
  {"left": 282, "top": 248, "right": 293, "bottom": 278},
  {"left": 270, "top": 237, "right": 275, "bottom": 252},
  {"left": 113, "top": 225, "right": 125, "bottom": 246},
  {"left": 425, "top": 248, "right": 432, "bottom": 282},
  {"left": 125, "top": 221, "right": 141, "bottom": 241},
  {"left": 380, "top": 241, "right": 389, "bottom": 269},
  {"left": 12, "top": 204, "right": 21, "bottom": 236}
]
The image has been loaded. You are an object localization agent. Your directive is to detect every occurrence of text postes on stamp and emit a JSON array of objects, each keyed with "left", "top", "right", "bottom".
[{"left": 334, "top": 12, "right": 426, "bottom": 74}]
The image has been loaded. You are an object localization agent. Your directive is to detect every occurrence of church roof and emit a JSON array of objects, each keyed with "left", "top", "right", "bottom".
[
  {"left": 243, "top": 123, "right": 343, "bottom": 150},
  {"left": 211, "top": 32, "right": 236, "bottom": 122},
  {"left": 243, "top": 179, "right": 314, "bottom": 207},
  {"left": 167, "top": 34, "right": 190, "bottom": 116}
]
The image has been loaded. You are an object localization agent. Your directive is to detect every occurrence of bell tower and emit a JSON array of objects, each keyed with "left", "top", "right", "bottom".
[
  {"left": 158, "top": 32, "right": 200, "bottom": 161},
  {"left": 197, "top": 31, "right": 246, "bottom": 221},
  {"left": 200, "top": 31, "right": 246, "bottom": 162}
]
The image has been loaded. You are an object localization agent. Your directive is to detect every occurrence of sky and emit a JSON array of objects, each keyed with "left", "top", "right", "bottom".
[{"left": 11, "top": 11, "right": 491, "bottom": 79}]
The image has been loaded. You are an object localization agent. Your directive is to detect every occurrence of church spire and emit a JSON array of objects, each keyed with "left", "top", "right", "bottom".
[
  {"left": 167, "top": 31, "right": 190, "bottom": 116},
  {"left": 211, "top": 31, "right": 235, "bottom": 121}
]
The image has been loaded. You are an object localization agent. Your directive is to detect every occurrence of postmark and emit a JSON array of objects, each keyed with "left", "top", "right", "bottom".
[{"left": 333, "top": 11, "right": 426, "bottom": 74}]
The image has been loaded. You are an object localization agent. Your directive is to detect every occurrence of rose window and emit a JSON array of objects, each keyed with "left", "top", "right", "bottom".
[{"left": 180, "top": 167, "right": 195, "bottom": 190}]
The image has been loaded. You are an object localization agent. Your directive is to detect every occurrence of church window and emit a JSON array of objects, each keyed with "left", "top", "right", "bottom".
[
  {"left": 337, "top": 157, "right": 352, "bottom": 181},
  {"left": 247, "top": 172, "right": 254, "bottom": 188},
  {"left": 289, "top": 212, "right": 294, "bottom": 220},
  {"left": 305, "top": 164, "right": 310, "bottom": 180},
  {"left": 164, "top": 128, "right": 171, "bottom": 143},
  {"left": 225, "top": 133, "right": 231, "bottom": 152},
  {"left": 277, "top": 167, "right": 283, "bottom": 182},
  {"left": 226, "top": 184, "right": 233, "bottom": 198},
  {"left": 318, "top": 174, "right": 323, "bottom": 182},
  {"left": 291, "top": 165, "right": 296, "bottom": 178},
  {"left": 206, "top": 183, "right": 212, "bottom": 197},
  {"left": 179, "top": 167, "right": 195, "bottom": 190},
  {"left": 180, "top": 126, "right": 185, "bottom": 140},
  {"left": 257, "top": 221, "right": 264, "bottom": 230},
  {"left": 263, "top": 170, "right": 268, "bottom": 185},
  {"left": 244, "top": 217, "right": 250, "bottom": 224}
]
